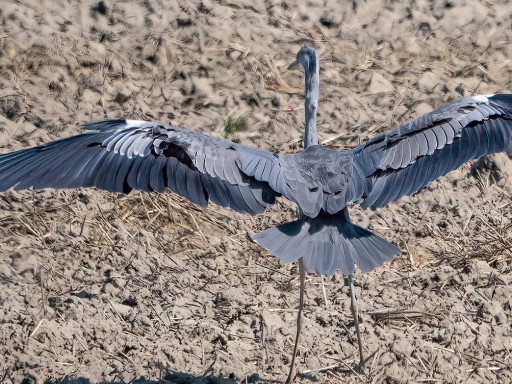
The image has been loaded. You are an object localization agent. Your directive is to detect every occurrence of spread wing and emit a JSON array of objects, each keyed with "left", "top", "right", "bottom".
[
  {"left": 351, "top": 94, "right": 512, "bottom": 209},
  {"left": 0, "top": 119, "right": 289, "bottom": 215}
]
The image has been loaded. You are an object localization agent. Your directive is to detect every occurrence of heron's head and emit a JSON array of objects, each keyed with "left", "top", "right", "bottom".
[{"left": 288, "top": 46, "right": 318, "bottom": 74}]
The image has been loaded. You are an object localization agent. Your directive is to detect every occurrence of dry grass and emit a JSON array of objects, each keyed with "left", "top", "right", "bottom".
[{"left": 427, "top": 174, "right": 512, "bottom": 269}]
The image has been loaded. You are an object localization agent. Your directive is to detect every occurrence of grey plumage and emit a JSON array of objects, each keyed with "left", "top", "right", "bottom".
[
  {"left": 356, "top": 94, "right": 512, "bottom": 209},
  {"left": 0, "top": 122, "right": 277, "bottom": 215},
  {"left": 0, "top": 53, "right": 512, "bottom": 277},
  {"left": 253, "top": 209, "right": 400, "bottom": 275}
]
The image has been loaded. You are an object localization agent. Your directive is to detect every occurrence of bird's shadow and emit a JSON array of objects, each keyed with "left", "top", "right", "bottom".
[{"left": 44, "top": 371, "right": 268, "bottom": 384}]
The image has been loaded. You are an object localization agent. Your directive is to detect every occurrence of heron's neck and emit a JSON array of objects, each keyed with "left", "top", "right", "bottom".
[{"left": 304, "top": 57, "right": 319, "bottom": 149}]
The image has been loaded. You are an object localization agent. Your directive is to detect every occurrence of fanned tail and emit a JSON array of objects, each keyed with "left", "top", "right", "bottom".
[{"left": 252, "top": 209, "right": 400, "bottom": 275}]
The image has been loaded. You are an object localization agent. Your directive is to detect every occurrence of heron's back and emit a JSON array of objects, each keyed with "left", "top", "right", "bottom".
[{"left": 277, "top": 146, "right": 363, "bottom": 217}]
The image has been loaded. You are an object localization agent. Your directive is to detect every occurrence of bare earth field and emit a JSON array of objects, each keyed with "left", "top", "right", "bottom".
[{"left": 1, "top": 0, "right": 512, "bottom": 383}]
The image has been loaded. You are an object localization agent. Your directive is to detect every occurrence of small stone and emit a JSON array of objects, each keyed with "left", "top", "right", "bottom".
[
  {"left": 193, "top": 77, "right": 213, "bottom": 98},
  {"left": 111, "top": 302, "right": 133, "bottom": 316},
  {"left": 366, "top": 73, "right": 393, "bottom": 94},
  {"left": 140, "top": 315, "right": 152, "bottom": 327},
  {"left": 414, "top": 102, "right": 433, "bottom": 116},
  {"left": 109, "top": 57, "right": 122, "bottom": 72},
  {"left": 82, "top": 89, "right": 101, "bottom": 105},
  {"left": 89, "top": 41, "right": 107, "bottom": 57},
  {"left": 418, "top": 71, "right": 439, "bottom": 92}
]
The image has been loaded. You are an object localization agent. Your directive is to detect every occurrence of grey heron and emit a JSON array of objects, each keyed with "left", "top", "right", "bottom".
[{"left": 0, "top": 46, "right": 512, "bottom": 382}]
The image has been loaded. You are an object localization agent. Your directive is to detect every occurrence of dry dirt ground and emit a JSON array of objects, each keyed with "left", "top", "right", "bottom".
[{"left": 1, "top": 0, "right": 512, "bottom": 383}]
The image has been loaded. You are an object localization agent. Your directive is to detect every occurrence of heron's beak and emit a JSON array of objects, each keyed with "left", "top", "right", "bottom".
[{"left": 287, "top": 60, "right": 304, "bottom": 72}]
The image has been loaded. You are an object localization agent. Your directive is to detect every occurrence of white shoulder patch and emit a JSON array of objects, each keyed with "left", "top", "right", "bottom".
[
  {"left": 125, "top": 119, "right": 147, "bottom": 127},
  {"left": 472, "top": 95, "right": 491, "bottom": 103}
]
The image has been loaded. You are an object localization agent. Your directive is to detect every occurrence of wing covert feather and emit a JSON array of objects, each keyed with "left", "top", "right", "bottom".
[
  {"left": 352, "top": 94, "right": 512, "bottom": 209},
  {"left": 0, "top": 120, "right": 285, "bottom": 215}
]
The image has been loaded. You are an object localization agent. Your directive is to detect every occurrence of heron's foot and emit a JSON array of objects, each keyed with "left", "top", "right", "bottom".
[
  {"left": 354, "top": 349, "right": 377, "bottom": 372},
  {"left": 285, "top": 365, "right": 297, "bottom": 384}
]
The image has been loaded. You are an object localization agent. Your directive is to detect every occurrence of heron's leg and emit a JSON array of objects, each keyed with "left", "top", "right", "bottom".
[
  {"left": 348, "top": 274, "right": 364, "bottom": 365},
  {"left": 286, "top": 257, "right": 306, "bottom": 384}
]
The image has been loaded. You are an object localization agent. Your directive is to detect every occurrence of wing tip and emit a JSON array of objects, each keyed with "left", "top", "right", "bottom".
[{"left": 487, "top": 93, "right": 512, "bottom": 108}]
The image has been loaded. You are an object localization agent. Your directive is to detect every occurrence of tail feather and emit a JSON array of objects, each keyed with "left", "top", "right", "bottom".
[{"left": 252, "top": 209, "right": 400, "bottom": 275}]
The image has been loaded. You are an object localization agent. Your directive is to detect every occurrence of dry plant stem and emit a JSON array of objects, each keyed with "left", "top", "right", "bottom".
[
  {"left": 286, "top": 257, "right": 306, "bottom": 384},
  {"left": 349, "top": 274, "right": 365, "bottom": 366}
]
